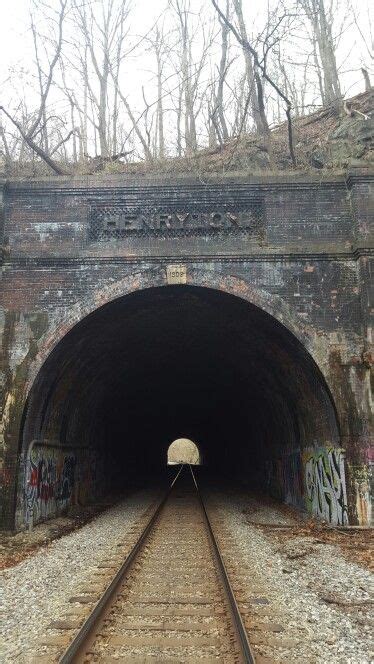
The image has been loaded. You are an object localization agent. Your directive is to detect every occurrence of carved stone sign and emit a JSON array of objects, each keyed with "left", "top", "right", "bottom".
[
  {"left": 166, "top": 265, "right": 187, "bottom": 284},
  {"left": 89, "top": 201, "right": 264, "bottom": 240}
]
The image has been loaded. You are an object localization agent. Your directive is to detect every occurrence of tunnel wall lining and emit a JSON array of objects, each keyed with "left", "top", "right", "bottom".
[
  {"left": 23, "top": 440, "right": 105, "bottom": 529},
  {"left": 9, "top": 271, "right": 355, "bottom": 529}
]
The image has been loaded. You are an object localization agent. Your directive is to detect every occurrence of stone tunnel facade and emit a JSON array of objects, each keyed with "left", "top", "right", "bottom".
[{"left": 0, "top": 170, "right": 372, "bottom": 530}]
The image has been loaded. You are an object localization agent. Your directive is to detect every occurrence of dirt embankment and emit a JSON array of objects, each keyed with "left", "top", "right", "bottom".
[{"left": 3, "top": 90, "right": 373, "bottom": 178}]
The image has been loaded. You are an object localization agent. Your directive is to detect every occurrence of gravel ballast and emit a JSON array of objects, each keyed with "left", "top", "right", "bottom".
[
  {"left": 209, "top": 490, "right": 373, "bottom": 663},
  {"left": 0, "top": 490, "right": 157, "bottom": 662},
  {"left": 1, "top": 487, "right": 372, "bottom": 663}
]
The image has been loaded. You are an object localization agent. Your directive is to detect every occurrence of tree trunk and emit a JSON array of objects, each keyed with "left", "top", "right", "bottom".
[
  {"left": 98, "top": 57, "right": 109, "bottom": 157},
  {"left": 176, "top": 84, "right": 183, "bottom": 158},
  {"left": 83, "top": 46, "right": 89, "bottom": 157},
  {"left": 233, "top": 0, "right": 264, "bottom": 134},
  {"left": 301, "top": 0, "right": 341, "bottom": 106},
  {"left": 70, "top": 103, "right": 77, "bottom": 162},
  {"left": 156, "top": 45, "right": 165, "bottom": 159},
  {"left": 0, "top": 124, "right": 10, "bottom": 160},
  {"left": 361, "top": 68, "right": 372, "bottom": 91},
  {"left": 116, "top": 87, "right": 153, "bottom": 162},
  {"left": 216, "top": 2, "right": 230, "bottom": 141}
]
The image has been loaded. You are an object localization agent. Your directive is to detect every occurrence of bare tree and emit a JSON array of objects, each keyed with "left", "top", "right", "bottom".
[
  {"left": 72, "top": 0, "right": 131, "bottom": 158},
  {"left": 112, "top": 80, "right": 154, "bottom": 162},
  {"left": 1, "top": 0, "right": 371, "bottom": 172},
  {"left": 144, "top": 25, "right": 169, "bottom": 159},
  {"left": 348, "top": 0, "right": 373, "bottom": 91},
  {"left": 232, "top": 0, "right": 265, "bottom": 134},
  {"left": 1, "top": 0, "right": 69, "bottom": 174},
  {"left": 361, "top": 68, "right": 372, "bottom": 91},
  {"left": 276, "top": 48, "right": 314, "bottom": 118},
  {"left": 211, "top": 0, "right": 297, "bottom": 165},
  {"left": 155, "top": 26, "right": 167, "bottom": 159},
  {"left": 171, "top": 0, "right": 197, "bottom": 154},
  {"left": 0, "top": 123, "right": 11, "bottom": 161},
  {"left": 298, "top": 0, "right": 342, "bottom": 105},
  {"left": 209, "top": 0, "right": 231, "bottom": 143},
  {"left": 170, "top": 0, "right": 216, "bottom": 155}
]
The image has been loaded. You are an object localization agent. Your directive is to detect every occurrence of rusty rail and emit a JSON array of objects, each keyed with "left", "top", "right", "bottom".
[
  {"left": 59, "top": 464, "right": 255, "bottom": 663},
  {"left": 190, "top": 464, "right": 256, "bottom": 663},
  {"left": 59, "top": 466, "right": 183, "bottom": 663}
]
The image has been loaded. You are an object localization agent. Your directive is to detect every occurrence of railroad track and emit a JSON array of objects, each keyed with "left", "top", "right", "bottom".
[{"left": 59, "top": 465, "right": 255, "bottom": 663}]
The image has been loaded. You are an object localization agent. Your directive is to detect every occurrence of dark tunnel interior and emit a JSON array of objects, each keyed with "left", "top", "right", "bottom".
[{"left": 20, "top": 285, "right": 340, "bottom": 511}]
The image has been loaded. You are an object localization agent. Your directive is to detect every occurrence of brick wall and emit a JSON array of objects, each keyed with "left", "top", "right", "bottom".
[{"left": 0, "top": 169, "right": 372, "bottom": 528}]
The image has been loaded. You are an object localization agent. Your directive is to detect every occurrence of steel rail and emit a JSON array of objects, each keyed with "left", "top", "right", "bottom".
[
  {"left": 59, "top": 465, "right": 183, "bottom": 664},
  {"left": 59, "top": 463, "right": 255, "bottom": 663},
  {"left": 189, "top": 464, "right": 256, "bottom": 664}
]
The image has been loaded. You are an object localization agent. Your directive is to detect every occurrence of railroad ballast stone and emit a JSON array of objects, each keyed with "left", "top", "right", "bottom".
[
  {"left": 208, "top": 489, "right": 373, "bottom": 663},
  {"left": 0, "top": 490, "right": 156, "bottom": 663}
]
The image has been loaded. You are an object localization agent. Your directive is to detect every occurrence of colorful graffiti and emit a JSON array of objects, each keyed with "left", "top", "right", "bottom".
[
  {"left": 23, "top": 444, "right": 110, "bottom": 526},
  {"left": 24, "top": 446, "right": 77, "bottom": 526},
  {"left": 266, "top": 446, "right": 349, "bottom": 525},
  {"left": 303, "top": 447, "right": 348, "bottom": 525}
]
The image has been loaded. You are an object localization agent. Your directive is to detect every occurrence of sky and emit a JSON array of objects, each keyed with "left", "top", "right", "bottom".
[
  {"left": 1, "top": 0, "right": 372, "bottom": 92},
  {"left": 0, "top": 0, "right": 164, "bottom": 84}
]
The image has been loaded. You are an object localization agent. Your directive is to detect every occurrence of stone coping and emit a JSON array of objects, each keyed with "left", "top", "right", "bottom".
[{"left": 2, "top": 167, "right": 373, "bottom": 193}]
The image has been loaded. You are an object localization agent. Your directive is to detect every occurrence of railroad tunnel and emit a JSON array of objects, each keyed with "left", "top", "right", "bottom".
[{"left": 18, "top": 285, "right": 340, "bottom": 527}]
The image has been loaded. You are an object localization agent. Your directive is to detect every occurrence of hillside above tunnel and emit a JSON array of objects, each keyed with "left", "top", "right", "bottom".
[
  {"left": 2, "top": 90, "right": 373, "bottom": 179},
  {"left": 181, "top": 90, "right": 374, "bottom": 174},
  {"left": 141, "top": 90, "right": 374, "bottom": 176}
]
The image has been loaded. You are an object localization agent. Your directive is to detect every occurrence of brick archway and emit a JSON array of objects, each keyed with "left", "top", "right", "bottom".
[
  {"left": 24, "top": 266, "right": 320, "bottom": 399},
  {"left": 8, "top": 267, "right": 346, "bottom": 530}
]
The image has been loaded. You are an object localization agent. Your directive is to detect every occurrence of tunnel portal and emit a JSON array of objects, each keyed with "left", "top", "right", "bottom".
[
  {"left": 18, "top": 285, "right": 341, "bottom": 528},
  {"left": 167, "top": 439, "right": 201, "bottom": 465},
  {"left": 1, "top": 172, "right": 372, "bottom": 530}
]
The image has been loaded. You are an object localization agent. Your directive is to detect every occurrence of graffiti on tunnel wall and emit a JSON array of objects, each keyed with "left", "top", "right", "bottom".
[
  {"left": 24, "top": 446, "right": 77, "bottom": 525},
  {"left": 353, "top": 459, "right": 373, "bottom": 526},
  {"left": 267, "top": 446, "right": 349, "bottom": 525},
  {"left": 303, "top": 447, "right": 348, "bottom": 525},
  {"left": 23, "top": 443, "right": 111, "bottom": 526}
]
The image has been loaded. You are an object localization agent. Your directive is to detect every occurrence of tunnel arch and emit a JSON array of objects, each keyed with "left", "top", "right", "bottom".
[
  {"left": 24, "top": 268, "right": 320, "bottom": 396},
  {"left": 167, "top": 439, "right": 201, "bottom": 465},
  {"left": 16, "top": 277, "right": 343, "bottom": 529}
]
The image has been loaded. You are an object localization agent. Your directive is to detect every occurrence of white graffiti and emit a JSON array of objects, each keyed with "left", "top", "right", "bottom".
[{"left": 304, "top": 448, "right": 348, "bottom": 525}]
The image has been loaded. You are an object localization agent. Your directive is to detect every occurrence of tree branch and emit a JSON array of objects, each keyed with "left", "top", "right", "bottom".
[
  {"left": 210, "top": 0, "right": 297, "bottom": 165},
  {"left": 50, "top": 128, "right": 80, "bottom": 156},
  {"left": 27, "top": 0, "right": 68, "bottom": 140},
  {"left": 0, "top": 106, "right": 69, "bottom": 175}
]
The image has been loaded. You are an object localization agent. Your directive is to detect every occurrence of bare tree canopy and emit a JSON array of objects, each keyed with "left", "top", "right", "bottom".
[{"left": 0, "top": 0, "right": 372, "bottom": 174}]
